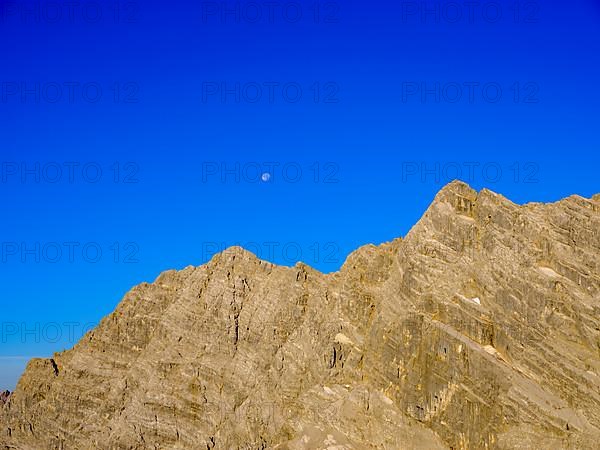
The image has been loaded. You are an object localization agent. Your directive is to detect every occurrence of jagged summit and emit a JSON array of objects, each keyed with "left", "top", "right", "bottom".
[
  {"left": 431, "top": 178, "right": 476, "bottom": 199},
  {"left": 165, "top": 181, "right": 597, "bottom": 278},
  {"left": 2, "top": 182, "right": 600, "bottom": 449}
]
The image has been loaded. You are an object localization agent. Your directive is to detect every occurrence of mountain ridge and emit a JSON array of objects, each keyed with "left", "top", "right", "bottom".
[{"left": 2, "top": 180, "right": 599, "bottom": 449}]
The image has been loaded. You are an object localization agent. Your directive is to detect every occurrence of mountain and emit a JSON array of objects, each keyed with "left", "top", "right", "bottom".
[{"left": 1, "top": 181, "right": 599, "bottom": 449}]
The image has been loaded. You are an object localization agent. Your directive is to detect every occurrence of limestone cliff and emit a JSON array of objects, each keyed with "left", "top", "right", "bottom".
[{"left": 1, "top": 181, "right": 599, "bottom": 449}]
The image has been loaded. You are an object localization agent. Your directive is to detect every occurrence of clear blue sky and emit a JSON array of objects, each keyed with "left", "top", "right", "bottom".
[{"left": 1, "top": 0, "right": 599, "bottom": 389}]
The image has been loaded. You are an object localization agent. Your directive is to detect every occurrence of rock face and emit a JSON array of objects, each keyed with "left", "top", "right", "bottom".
[
  {"left": 0, "top": 392, "right": 9, "bottom": 407},
  {"left": 1, "top": 180, "right": 600, "bottom": 449}
]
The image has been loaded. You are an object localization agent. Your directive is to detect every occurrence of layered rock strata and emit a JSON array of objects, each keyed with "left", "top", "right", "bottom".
[{"left": 2, "top": 181, "right": 599, "bottom": 449}]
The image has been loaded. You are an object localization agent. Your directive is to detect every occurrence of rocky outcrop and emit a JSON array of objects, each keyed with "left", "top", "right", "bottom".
[
  {"left": 1, "top": 181, "right": 599, "bottom": 449},
  {"left": 0, "top": 392, "right": 9, "bottom": 407}
]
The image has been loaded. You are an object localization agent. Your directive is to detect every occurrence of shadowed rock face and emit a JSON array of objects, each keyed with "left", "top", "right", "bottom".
[
  {"left": 1, "top": 181, "right": 600, "bottom": 449},
  {"left": 0, "top": 392, "right": 9, "bottom": 406}
]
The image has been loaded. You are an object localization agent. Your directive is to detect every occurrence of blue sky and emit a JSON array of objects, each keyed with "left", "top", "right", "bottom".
[{"left": 1, "top": 0, "right": 599, "bottom": 389}]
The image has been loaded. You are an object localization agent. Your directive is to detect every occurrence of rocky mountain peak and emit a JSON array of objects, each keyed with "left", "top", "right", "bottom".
[{"left": 1, "top": 181, "right": 599, "bottom": 449}]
